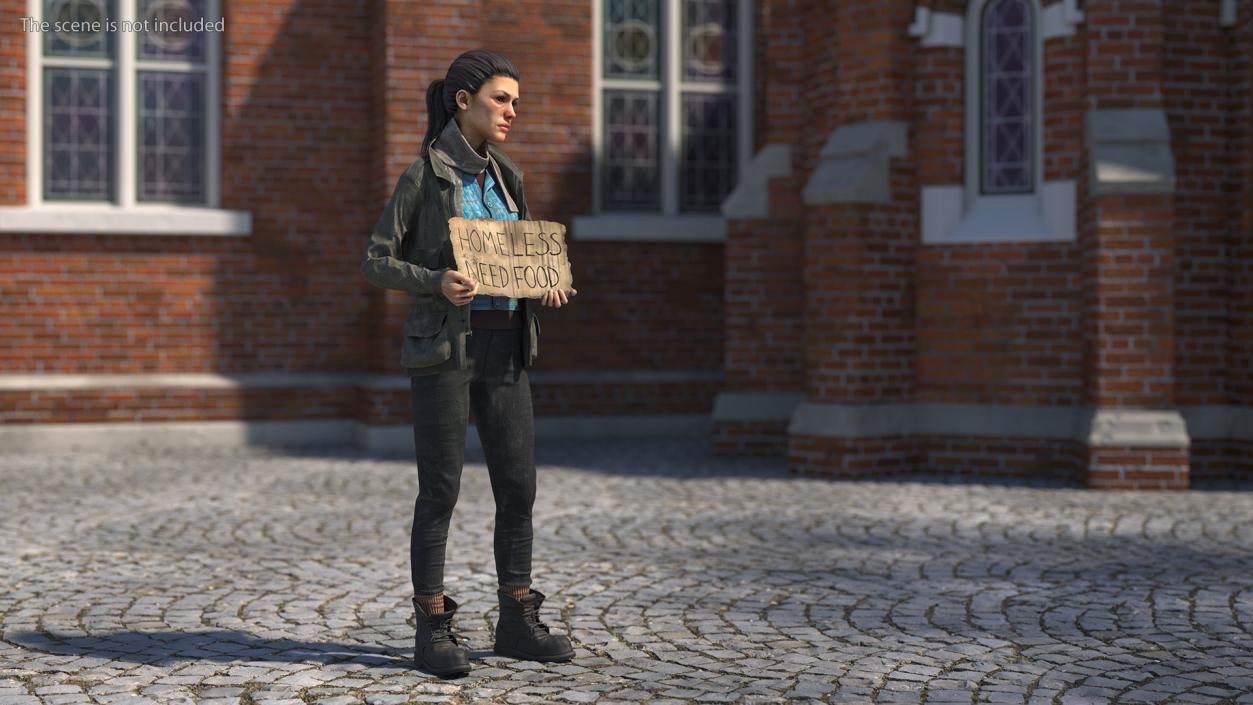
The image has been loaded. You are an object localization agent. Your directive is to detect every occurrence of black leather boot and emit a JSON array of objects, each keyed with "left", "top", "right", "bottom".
[
  {"left": 492, "top": 588, "right": 574, "bottom": 662},
  {"left": 412, "top": 594, "right": 471, "bottom": 678}
]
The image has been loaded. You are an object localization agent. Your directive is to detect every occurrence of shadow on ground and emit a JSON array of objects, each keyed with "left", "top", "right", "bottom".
[
  {"left": 52, "top": 435, "right": 1252, "bottom": 489},
  {"left": 5, "top": 629, "right": 433, "bottom": 669}
]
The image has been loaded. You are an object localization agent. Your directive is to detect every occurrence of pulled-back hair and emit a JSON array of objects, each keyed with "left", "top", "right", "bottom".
[{"left": 421, "top": 49, "right": 521, "bottom": 159}]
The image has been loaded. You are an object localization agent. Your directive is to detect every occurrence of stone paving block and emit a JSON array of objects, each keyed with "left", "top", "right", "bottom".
[
  {"left": 551, "top": 691, "right": 600, "bottom": 703},
  {"left": 785, "top": 681, "right": 837, "bottom": 698},
  {"left": 93, "top": 697, "right": 163, "bottom": 705},
  {"left": 922, "top": 690, "right": 972, "bottom": 703},
  {"left": 42, "top": 696, "right": 94, "bottom": 705},
  {"left": 692, "top": 694, "right": 738, "bottom": 704},
  {"left": 980, "top": 693, "right": 1025, "bottom": 704},
  {"left": 608, "top": 689, "right": 653, "bottom": 700}
]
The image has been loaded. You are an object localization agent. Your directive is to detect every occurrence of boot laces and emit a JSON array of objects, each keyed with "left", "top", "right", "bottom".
[
  {"left": 522, "top": 602, "right": 551, "bottom": 634},
  {"left": 430, "top": 616, "right": 460, "bottom": 645}
]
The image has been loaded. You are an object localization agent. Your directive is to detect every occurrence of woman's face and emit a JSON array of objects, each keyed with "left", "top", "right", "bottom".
[{"left": 455, "top": 75, "right": 519, "bottom": 151}]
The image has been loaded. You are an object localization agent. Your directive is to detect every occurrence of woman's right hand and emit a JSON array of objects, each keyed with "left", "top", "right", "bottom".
[{"left": 441, "top": 270, "right": 478, "bottom": 306}]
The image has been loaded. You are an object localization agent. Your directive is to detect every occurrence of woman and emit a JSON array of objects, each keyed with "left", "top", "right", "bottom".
[{"left": 360, "top": 49, "right": 577, "bottom": 678}]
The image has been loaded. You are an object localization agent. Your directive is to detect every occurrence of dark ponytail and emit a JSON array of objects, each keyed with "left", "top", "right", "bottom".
[{"left": 420, "top": 49, "right": 521, "bottom": 159}]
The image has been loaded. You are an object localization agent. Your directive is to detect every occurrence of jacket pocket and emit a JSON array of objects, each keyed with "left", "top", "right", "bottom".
[{"left": 400, "top": 312, "right": 452, "bottom": 368}]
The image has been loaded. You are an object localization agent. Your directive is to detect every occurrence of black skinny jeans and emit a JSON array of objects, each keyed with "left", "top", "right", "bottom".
[{"left": 408, "top": 325, "right": 536, "bottom": 596}]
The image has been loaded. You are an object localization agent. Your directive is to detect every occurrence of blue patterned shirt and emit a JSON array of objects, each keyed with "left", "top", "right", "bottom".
[{"left": 462, "top": 167, "right": 520, "bottom": 311}]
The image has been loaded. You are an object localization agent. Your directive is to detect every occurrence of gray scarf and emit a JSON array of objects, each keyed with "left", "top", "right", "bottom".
[
  {"left": 429, "top": 117, "right": 519, "bottom": 214},
  {"left": 430, "top": 117, "right": 489, "bottom": 175}
]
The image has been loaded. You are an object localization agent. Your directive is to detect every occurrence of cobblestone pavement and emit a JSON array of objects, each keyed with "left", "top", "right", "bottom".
[{"left": 2, "top": 437, "right": 1252, "bottom": 705}]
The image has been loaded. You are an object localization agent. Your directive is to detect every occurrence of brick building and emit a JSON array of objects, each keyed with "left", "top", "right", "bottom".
[{"left": 1, "top": 0, "right": 1250, "bottom": 489}]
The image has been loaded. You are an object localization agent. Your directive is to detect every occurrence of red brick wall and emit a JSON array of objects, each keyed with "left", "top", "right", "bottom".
[
  {"left": 722, "top": 0, "right": 806, "bottom": 393},
  {"left": 1233, "top": 0, "right": 1253, "bottom": 410},
  {"left": 1086, "top": 0, "right": 1165, "bottom": 110},
  {"left": 915, "top": 45, "right": 962, "bottom": 185},
  {"left": 1082, "top": 0, "right": 1175, "bottom": 411},
  {"left": 1043, "top": 13, "right": 1085, "bottom": 182},
  {"left": 913, "top": 15, "right": 1085, "bottom": 409},
  {"left": 1163, "top": 1, "right": 1239, "bottom": 406},
  {"left": 796, "top": 0, "right": 836, "bottom": 182},
  {"left": 1216, "top": 0, "right": 1253, "bottom": 485},
  {"left": 543, "top": 243, "right": 724, "bottom": 372},
  {"left": 724, "top": 215, "right": 805, "bottom": 391},
  {"left": 1078, "top": 1, "right": 1185, "bottom": 488},
  {"left": 922, "top": 434, "right": 1082, "bottom": 481},
  {"left": 0, "top": 0, "right": 23, "bottom": 204},
  {"left": 804, "top": 0, "right": 917, "bottom": 405},
  {"left": 0, "top": 386, "right": 355, "bottom": 423},
  {"left": 916, "top": 244, "right": 1084, "bottom": 405},
  {"left": 757, "top": 0, "right": 802, "bottom": 147}
]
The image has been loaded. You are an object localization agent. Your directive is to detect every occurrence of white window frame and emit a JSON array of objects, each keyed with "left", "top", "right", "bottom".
[
  {"left": 920, "top": 0, "right": 1077, "bottom": 245},
  {"left": 575, "top": 0, "right": 753, "bottom": 243},
  {"left": 0, "top": 0, "right": 250, "bottom": 236}
]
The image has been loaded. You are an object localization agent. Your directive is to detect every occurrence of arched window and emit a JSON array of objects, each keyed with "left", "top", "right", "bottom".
[
  {"left": 979, "top": 0, "right": 1035, "bottom": 195},
  {"left": 918, "top": 0, "right": 1077, "bottom": 244}
]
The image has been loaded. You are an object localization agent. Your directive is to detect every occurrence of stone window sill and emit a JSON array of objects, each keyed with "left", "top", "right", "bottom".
[
  {"left": 0, "top": 204, "right": 252, "bottom": 236},
  {"left": 571, "top": 214, "right": 725, "bottom": 243}
]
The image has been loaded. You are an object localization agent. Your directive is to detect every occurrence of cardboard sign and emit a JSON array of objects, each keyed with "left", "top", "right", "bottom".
[{"left": 447, "top": 217, "right": 574, "bottom": 298}]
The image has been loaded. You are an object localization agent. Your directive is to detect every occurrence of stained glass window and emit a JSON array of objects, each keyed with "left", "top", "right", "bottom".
[
  {"left": 43, "top": 0, "right": 114, "bottom": 200},
  {"left": 138, "top": 0, "right": 206, "bottom": 61},
  {"left": 981, "top": 0, "right": 1034, "bottom": 194},
  {"left": 37, "top": 0, "right": 209, "bottom": 204},
  {"left": 45, "top": 69, "right": 113, "bottom": 199},
  {"left": 43, "top": 0, "right": 112, "bottom": 58},
  {"left": 680, "top": 93, "right": 735, "bottom": 210},
  {"left": 600, "top": 0, "right": 742, "bottom": 214},
  {"left": 604, "top": 0, "right": 659, "bottom": 80},
  {"left": 139, "top": 72, "right": 205, "bottom": 202},
  {"left": 682, "top": 0, "right": 736, "bottom": 82},
  {"left": 603, "top": 90, "right": 661, "bottom": 210}
]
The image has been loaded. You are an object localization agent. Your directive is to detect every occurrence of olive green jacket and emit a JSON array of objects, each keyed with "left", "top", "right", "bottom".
[{"left": 360, "top": 142, "right": 539, "bottom": 376}]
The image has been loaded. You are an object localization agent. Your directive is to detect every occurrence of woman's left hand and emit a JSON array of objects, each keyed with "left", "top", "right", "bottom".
[{"left": 539, "top": 288, "right": 577, "bottom": 308}]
